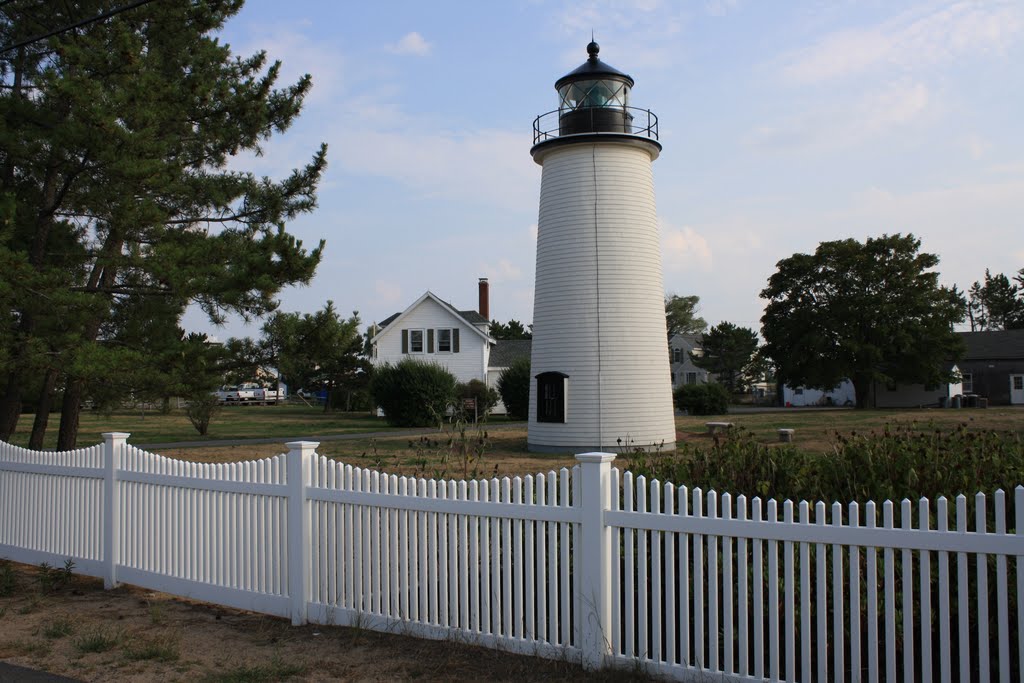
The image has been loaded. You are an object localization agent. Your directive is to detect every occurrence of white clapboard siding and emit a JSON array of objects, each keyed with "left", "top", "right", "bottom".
[
  {"left": 528, "top": 140, "right": 676, "bottom": 452},
  {"left": 3, "top": 438, "right": 1024, "bottom": 681}
]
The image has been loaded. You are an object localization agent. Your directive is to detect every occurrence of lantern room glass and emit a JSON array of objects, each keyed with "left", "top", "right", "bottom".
[{"left": 558, "top": 79, "right": 630, "bottom": 113}]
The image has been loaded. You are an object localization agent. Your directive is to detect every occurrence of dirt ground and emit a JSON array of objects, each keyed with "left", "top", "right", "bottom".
[{"left": 0, "top": 562, "right": 645, "bottom": 682}]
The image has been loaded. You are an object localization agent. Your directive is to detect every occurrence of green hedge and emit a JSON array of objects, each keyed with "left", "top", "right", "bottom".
[
  {"left": 368, "top": 359, "right": 456, "bottom": 427},
  {"left": 496, "top": 358, "right": 530, "bottom": 421},
  {"left": 673, "top": 382, "right": 730, "bottom": 416}
]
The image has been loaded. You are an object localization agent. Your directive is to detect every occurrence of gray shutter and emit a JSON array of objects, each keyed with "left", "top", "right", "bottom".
[
  {"left": 427, "top": 329, "right": 434, "bottom": 353},
  {"left": 401, "top": 329, "right": 408, "bottom": 354},
  {"left": 453, "top": 328, "right": 460, "bottom": 353}
]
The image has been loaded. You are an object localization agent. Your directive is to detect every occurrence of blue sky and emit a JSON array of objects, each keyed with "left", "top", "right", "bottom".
[{"left": 186, "top": 0, "right": 1024, "bottom": 340}]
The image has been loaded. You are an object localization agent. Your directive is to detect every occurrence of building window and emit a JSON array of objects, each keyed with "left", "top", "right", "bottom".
[
  {"left": 673, "top": 348, "right": 681, "bottom": 363},
  {"left": 795, "top": 387, "right": 804, "bottom": 395},
  {"left": 536, "top": 372, "right": 568, "bottom": 423},
  {"left": 409, "top": 329, "right": 424, "bottom": 354},
  {"left": 686, "top": 372, "right": 697, "bottom": 385},
  {"left": 437, "top": 328, "right": 452, "bottom": 353},
  {"left": 1014, "top": 376, "right": 1023, "bottom": 391},
  {"left": 961, "top": 372, "right": 973, "bottom": 393},
  {"left": 671, "top": 371, "right": 676, "bottom": 384}
]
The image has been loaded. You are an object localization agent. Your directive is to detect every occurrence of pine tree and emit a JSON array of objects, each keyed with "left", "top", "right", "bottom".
[{"left": 0, "top": 1, "right": 327, "bottom": 447}]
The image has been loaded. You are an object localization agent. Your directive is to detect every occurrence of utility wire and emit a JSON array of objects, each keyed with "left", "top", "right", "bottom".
[{"left": 0, "top": 0, "right": 161, "bottom": 54}]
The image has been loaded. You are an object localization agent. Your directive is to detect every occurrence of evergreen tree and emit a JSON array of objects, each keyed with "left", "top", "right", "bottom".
[
  {"left": 691, "top": 322, "right": 760, "bottom": 393},
  {"left": 0, "top": 1, "right": 327, "bottom": 447}
]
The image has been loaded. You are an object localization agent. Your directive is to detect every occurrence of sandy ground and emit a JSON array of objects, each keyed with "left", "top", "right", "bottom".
[{"left": 0, "top": 562, "right": 645, "bottom": 683}]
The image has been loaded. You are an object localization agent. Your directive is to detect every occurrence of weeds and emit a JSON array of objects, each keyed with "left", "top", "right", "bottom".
[
  {"left": 0, "top": 560, "right": 15, "bottom": 596},
  {"left": 202, "top": 657, "right": 306, "bottom": 682},
  {"left": 74, "top": 626, "right": 122, "bottom": 653},
  {"left": 37, "top": 559, "right": 75, "bottom": 593},
  {"left": 41, "top": 615, "right": 74, "bottom": 639},
  {"left": 123, "top": 633, "right": 180, "bottom": 662}
]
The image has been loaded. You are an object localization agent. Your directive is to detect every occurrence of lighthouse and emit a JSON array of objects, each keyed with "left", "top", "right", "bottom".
[{"left": 527, "top": 41, "right": 676, "bottom": 453}]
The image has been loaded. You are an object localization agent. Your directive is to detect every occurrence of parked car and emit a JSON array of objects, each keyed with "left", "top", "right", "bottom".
[{"left": 216, "top": 383, "right": 261, "bottom": 404}]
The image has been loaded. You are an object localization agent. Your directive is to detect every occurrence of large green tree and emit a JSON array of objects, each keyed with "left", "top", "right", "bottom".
[
  {"left": 665, "top": 294, "right": 707, "bottom": 338},
  {"left": 0, "top": 1, "right": 326, "bottom": 447},
  {"left": 489, "top": 319, "right": 532, "bottom": 340},
  {"left": 967, "top": 269, "right": 1024, "bottom": 331},
  {"left": 760, "top": 234, "right": 965, "bottom": 409},
  {"left": 691, "top": 322, "right": 760, "bottom": 393},
  {"left": 260, "top": 302, "right": 368, "bottom": 413}
]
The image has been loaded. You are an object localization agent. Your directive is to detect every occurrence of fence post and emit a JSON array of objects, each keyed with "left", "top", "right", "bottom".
[
  {"left": 102, "top": 432, "right": 129, "bottom": 590},
  {"left": 286, "top": 440, "right": 317, "bottom": 626},
  {"left": 576, "top": 452, "right": 616, "bottom": 670}
]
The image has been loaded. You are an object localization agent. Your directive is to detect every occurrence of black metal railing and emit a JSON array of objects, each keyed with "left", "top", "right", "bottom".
[{"left": 532, "top": 106, "right": 659, "bottom": 145}]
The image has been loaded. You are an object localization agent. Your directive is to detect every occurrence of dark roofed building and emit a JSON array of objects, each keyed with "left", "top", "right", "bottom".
[{"left": 957, "top": 330, "right": 1024, "bottom": 405}]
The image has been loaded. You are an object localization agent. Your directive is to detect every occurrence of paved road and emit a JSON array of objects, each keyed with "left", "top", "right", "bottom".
[{"left": 0, "top": 663, "right": 81, "bottom": 683}]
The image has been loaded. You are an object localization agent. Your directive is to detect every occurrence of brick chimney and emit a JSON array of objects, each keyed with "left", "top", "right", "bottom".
[{"left": 478, "top": 278, "right": 490, "bottom": 320}]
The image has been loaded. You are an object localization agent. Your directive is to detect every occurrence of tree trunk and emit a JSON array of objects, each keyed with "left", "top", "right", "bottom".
[
  {"left": 28, "top": 366, "right": 60, "bottom": 449},
  {"left": 57, "top": 377, "right": 85, "bottom": 450},
  {"left": 853, "top": 376, "right": 873, "bottom": 410}
]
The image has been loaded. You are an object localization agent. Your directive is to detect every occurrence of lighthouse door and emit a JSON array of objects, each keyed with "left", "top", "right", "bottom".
[{"left": 1011, "top": 375, "right": 1024, "bottom": 405}]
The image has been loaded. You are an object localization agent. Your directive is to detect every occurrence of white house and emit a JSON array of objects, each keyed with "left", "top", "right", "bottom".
[
  {"left": 669, "top": 333, "right": 710, "bottom": 391},
  {"left": 781, "top": 381, "right": 856, "bottom": 407},
  {"left": 369, "top": 279, "right": 531, "bottom": 416},
  {"left": 782, "top": 368, "right": 963, "bottom": 408}
]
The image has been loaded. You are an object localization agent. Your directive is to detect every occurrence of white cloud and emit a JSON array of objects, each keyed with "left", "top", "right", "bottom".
[
  {"left": 751, "top": 80, "right": 929, "bottom": 151},
  {"left": 779, "top": 1, "right": 1024, "bottom": 84},
  {"left": 386, "top": 31, "right": 432, "bottom": 57},
  {"left": 662, "top": 223, "right": 713, "bottom": 272}
]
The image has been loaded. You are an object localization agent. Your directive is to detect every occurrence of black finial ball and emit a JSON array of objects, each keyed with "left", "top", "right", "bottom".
[{"left": 587, "top": 41, "right": 600, "bottom": 58}]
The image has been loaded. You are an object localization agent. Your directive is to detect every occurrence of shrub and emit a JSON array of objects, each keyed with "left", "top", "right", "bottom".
[
  {"left": 455, "top": 379, "right": 499, "bottom": 420},
  {"left": 369, "top": 359, "right": 457, "bottom": 427},
  {"left": 674, "top": 382, "right": 729, "bottom": 415},
  {"left": 496, "top": 357, "right": 530, "bottom": 420},
  {"left": 185, "top": 393, "right": 221, "bottom": 436}
]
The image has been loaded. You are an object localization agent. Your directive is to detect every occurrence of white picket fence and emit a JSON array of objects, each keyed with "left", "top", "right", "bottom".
[{"left": 1, "top": 433, "right": 1023, "bottom": 681}]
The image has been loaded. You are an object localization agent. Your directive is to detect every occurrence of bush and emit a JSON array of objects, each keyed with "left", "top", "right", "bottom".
[
  {"left": 496, "top": 357, "right": 530, "bottom": 420},
  {"left": 185, "top": 393, "right": 221, "bottom": 436},
  {"left": 369, "top": 359, "right": 457, "bottom": 427},
  {"left": 674, "top": 382, "right": 729, "bottom": 415},
  {"left": 455, "top": 379, "right": 499, "bottom": 420}
]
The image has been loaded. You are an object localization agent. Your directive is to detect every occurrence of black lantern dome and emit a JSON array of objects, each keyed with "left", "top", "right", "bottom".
[{"left": 554, "top": 41, "right": 634, "bottom": 136}]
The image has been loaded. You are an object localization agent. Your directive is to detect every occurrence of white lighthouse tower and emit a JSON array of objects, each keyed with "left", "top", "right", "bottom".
[{"left": 527, "top": 41, "right": 676, "bottom": 453}]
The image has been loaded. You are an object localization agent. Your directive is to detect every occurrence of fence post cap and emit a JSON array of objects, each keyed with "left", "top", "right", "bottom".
[
  {"left": 575, "top": 452, "right": 616, "bottom": 463},
  {"left": 102, "top": 432, "right": 131, "bottom": 441},
  {"left": 284, "top": 441, "right": 320, "bottom": 452}
]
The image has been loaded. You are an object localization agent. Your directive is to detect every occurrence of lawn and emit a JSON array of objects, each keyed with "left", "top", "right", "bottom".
[
  {"left": 17, "top": 404, "right": 1010, "bottom": 480},
  {"left": 8, "top": 404, "right": 404, "bottom": 449}
]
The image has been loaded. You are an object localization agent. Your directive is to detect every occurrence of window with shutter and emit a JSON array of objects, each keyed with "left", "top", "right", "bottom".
[
  {"left": 437, "top": 328, "right": 452, "bottom": 353},
  {"left": 409, "top": 329, "right": 425, "bottom": 353}
]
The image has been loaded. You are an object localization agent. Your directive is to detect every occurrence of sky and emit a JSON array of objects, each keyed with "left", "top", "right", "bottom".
[{"left": 184, "top": 0, "right": 1024, "bottom": 341}]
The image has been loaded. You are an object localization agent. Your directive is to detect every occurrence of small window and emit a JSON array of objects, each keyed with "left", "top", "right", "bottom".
[
  {"left": 961, "top": 373, "right": 973, "bottom": 393},
  {"left": 686, "top": 372, "right": 697, "bottom": 385},
  {"left": 795, "top": 387, "right": 804, "bottom": 396},
  {"left": 673, "top": 348, "right": 681, "bottom": 363},
  {"left": 536, "top": 372, "right": 568, "bottom": 423},
  {"left": 437, "top": 328, "right": 452, "bottom": 353},
  {"left": 1014, "top": 376, "right": 1023, "bottom": 391},
  {"left": 409, "top": 329, "right": 424, "bottom": 354}
]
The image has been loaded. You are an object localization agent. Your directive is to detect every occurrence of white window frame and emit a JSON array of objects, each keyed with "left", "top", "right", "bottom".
[
  {"left": 437, "top": 328, "right": 453, "bottom": 353},
  {"left": 409, "top": 329, "right": 425, "bottom": 354},
  {"left": 686, "top": 372, "right": 698, "bottom": 385},
  {"left": 961, "top": 372, "right": 973, "bottom": 393}
]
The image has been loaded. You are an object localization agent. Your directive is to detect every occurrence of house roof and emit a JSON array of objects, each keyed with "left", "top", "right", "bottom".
[
  {"left": 371, "top": 291, "right": 494, "bottom": 345},
  {"left": 958, "top": 330, "right": 1024, "bottom": 360},
  {"left": 489, "top": 340, "right": 532, "bottom": 368}
]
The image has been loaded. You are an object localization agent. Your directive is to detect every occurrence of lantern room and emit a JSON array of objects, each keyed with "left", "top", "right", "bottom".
[{"left": 555, "top": 41, "right": 635, "bottom": 135}]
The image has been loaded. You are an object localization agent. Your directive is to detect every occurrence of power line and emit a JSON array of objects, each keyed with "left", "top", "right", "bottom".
[{"left": 0, "top": 0, "right": 162, "bottom": 54}]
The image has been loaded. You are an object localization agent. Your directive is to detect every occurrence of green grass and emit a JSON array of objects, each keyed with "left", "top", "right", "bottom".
[{"left": 10, "top": 405, "right": 402, "bottom": 448}]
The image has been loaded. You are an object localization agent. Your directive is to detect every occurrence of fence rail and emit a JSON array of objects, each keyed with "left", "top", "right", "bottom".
[{"left": 1, "top": 434, "right": 1022, "bottom": 681}]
